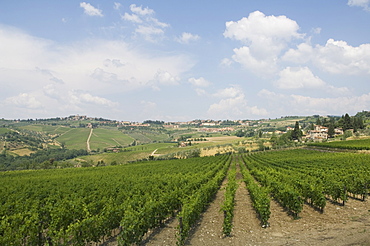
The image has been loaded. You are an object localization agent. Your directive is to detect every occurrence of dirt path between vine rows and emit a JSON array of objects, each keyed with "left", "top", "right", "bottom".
[{"left": 101, "top": 166, "right": 370, "bottom": 246}]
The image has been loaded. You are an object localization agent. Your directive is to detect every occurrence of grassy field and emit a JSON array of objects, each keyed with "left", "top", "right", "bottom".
[
  {"left": 0, "top": 128, "right": 11, "bottom": 134},
  {"left": 124, "top": 130, "right": 169, "bottom": 144},
  {"left": 19, "top": 124, "right": 70, "bottom": 135},
  {"left": 89, "top": 128, "right": 134, "bottom": 150},
  {"left": 56, "top": 128, "right": 91, "bottom": 150},
  {"left": 80, "top": 142, "right": 178, "bottom": 164}
]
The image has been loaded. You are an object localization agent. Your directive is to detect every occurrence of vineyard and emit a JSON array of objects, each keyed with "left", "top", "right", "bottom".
[
  {"left": 309, "top": 137, "right": 370, "bottom": 150},
  {"left": 1, "top": 148, "right": 370, "bottom": 245}
]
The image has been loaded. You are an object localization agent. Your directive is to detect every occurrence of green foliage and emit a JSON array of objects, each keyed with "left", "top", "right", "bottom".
[
  {"left": 0, "top": 155, "right": 231, "bottom": 246},
  {"left": 0, "top": 148, "right": 88, "bottom": 171},
  {"left": 309, "top": 138, "right": 370, "bottom": 150},
  {"left": 240, "top": 160, "right": 270, "bottom": 227},
  {"left": 291, "top": 121, "right": 302, "bottom": 141},
  {"left": 176, "top": 155, "right": 231, "bottom": 245},
  {"left": 244, "top": 149, "right": 370, "bottom": 211},
  {"left": 221, "top": 161, "right": 238, "bottom": 236}
]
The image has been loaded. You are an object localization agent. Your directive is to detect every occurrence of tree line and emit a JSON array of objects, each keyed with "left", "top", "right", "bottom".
[{"left": 0, "top": 148, "right": 88, "bottom": 171}]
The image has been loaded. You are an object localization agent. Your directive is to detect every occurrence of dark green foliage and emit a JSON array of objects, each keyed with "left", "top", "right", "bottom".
[
  {"left": 0, "top": 148, "right": 88, "bottom": 171},
  {"left": 291, "top": 121, "right": 302, "bottom": 141}
]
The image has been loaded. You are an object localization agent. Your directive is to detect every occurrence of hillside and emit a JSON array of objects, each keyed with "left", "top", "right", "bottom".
[{"left": 1, "top": 112, "right": 369, "bottom": 170}]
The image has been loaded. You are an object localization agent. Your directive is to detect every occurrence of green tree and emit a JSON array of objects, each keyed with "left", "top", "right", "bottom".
[
  {"left": 291, "top": 121, "right": 302, "bottom": 141},
  {"left": 328, "top": 124, "right": 335, "bottom": 138},
  {"left": 309, "top": 123, "right": 314, "bottom": 130},
  {"left": 343, "top": 113, "right": 352, "bottom": 131}
]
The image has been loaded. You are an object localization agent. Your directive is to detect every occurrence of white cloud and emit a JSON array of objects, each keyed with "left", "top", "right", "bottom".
[
  {"left": 282, "top": 42, "right": 314, "bottom": 63},
  {"left": 283, "top": 39, "right": 370, "bottom": 75},
  {"left": 154, "top": 70, "right": 180, "bottom": 86},
  {"left": 232, "top": 46, "right": 278, "bottom": 75},
  {"left": 195, "top": 88, "right": 207, "bottom": 96},
  {"left": 213, "top": 87, "right": 242, "bottom": 98},
  {"left": 4, "top": 93, "right": 43, "bottom": 109},
  {"left": 113, "top": 2, "right": 121, "bottom": 10},
  {"left": 275, "top": 66, "right": 351, "bottom": 96},
  {"left": 207, "top": 86, "right": 268, "bottom": 119},
  {"left": 311, "top": 27, "right": 322, "bottom": 34},
  {"left": 224, "top": 11, "right": 302, "bottom": 44},
  {"left": 76, "top": 92, "right": 118, "bottom": 107},
  {"left": 348, "top": 0, "right": 370, "bottom": 10},
  {"left": 176, "top": 32, "right": 200, "bottom": 44},
  {"left": 130, "top": 4, "right": 155, "bottom": 16},
  {"left": 276, "top": 66, "right": 325, "bottom": 89},
  {"left": 258, "top": 89, "right": 368, "bottom": 116},
  {"left": 0, "top": 25, "right": 193, "bottom": 118},
  {"left": 122, "top": 13, "right": 142, "bottom": 23},
  {"left": 80, "top": 2, "right": 103, "bottom": 17},
  {"left": 224, "top": 11, "right": 303, "bottom": 76},
  {"left": 315, "top": 39, "right": 370, "bottom": 74},
  {"left": 220, "top": 58, "right": 233, "bottom": 67},
  {"left": 148, "top": 17, "right": 169, "bottom": 29},
  {"left": 122, "top": 4, "right": 169, "bottom": 41},
  {"left": 188, "top": 77, "right": 211, "bottom": 87},
  {"left": 136, "top": 25, "right": 164, "bottom": 36}
]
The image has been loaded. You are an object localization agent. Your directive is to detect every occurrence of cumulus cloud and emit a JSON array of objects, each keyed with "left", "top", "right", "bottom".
[
  {"left": 348, "top": 0, "right": 370, "bottom": 10},
  {"left": 231, "top": 46, "right": 278, "bottom": 75},
  {"left": 213, "top": 87, "right": 242, "bottom": 98},
  {"left": 224, "top": 11, "right": 302, "bottom": 44},
  {"left": 315, "top": 39, "right": 370, "bottom": 74},
  {"left": 122, "top": 4, "right": 169, "bottom": 41},
  {"left": 73, "top": 92, "right": 118, "bottom": 107},
  {"left": 224, "top": 11, "right": 303, "bottom": 76},
  {"left": 258, "top": 89, "right": 368, "bottom": 116},
  {"left": 176, "top": 32, "right": 200, "bottom": 44},
  {"left": 275, "top": 66, "right": 325, "bottom": 89},
  {"left": 207, "top": 86, "right": 268, "bottom": 119},
  {"left": 0, "top": 25, "right": 193, "bottom": 118},
  {"left": 130, "top": 4, "right": 155, "bottom": 16},
  {"left": 80, "top": 2, "right": 103, "bottom": 17},
  {"left": 283, "top": 39, "right": 370, "bottom": 75},
  {"left": 188, "top": 77, "right": 211, "bottom": 87},
  {"left": 4, "top": 93, "right": 43, "bottom": 109},
  {"left": 154, "top": 70, "right": 180, "bottom": 86},
  {"left": 282, "top": 43, "right": 314, "bottom": 64},
  {"left": 122, "top": 13, "right": 142, "bottom": 23},
  {"left": 275, "top": 66, "right": 351, "bottom": 96}
]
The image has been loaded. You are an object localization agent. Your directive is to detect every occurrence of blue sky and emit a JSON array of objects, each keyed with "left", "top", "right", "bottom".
[{"left": 1, "top": 0, "right": 370, "bottom": 121}]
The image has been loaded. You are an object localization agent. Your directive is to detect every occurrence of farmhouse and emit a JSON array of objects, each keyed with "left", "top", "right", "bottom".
[
  {"left": 305, "top": 125, "right": 344, "bottom": 140},
  {"left": 306, "top": 125, "right": 328, "bottom": 140}
]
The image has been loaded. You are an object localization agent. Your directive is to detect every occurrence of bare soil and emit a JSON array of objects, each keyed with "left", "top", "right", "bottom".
[{"left": 102, "top": 167, "right": 370, "bottom": 246}]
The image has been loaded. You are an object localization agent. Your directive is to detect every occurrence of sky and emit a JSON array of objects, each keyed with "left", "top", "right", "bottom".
[{"left": 1, "top": 0, "right": 370, "bottom": 122}]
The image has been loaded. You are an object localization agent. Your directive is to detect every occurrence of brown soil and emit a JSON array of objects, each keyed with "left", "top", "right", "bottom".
[{"left": 102, "top": 168, "right": 370, "bottom": 246}]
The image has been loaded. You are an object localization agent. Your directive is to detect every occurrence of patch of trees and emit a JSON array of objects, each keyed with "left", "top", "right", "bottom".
[
  {"left": 220, "top": 120, "right": 240, "bottom": 126},
  {"left": 234, "top": 129, "right": 255, "bottom": 138},
  {"left": 0, "top": 148, "right": 88, "bottom": 171},
  {"left": 315, "top": 113, "right": 364, "bottom": 133},
  {"left": 1, "top": 130, "right": 44, "bottom": 149},
  {"left": 143, "top": 120, "right": 164, "bottom": 125}
]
